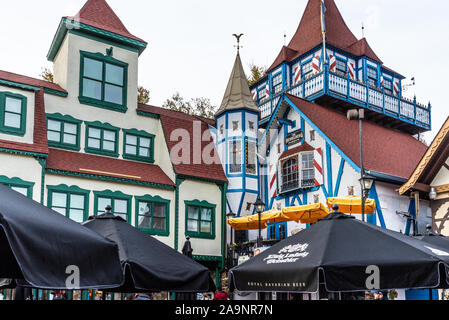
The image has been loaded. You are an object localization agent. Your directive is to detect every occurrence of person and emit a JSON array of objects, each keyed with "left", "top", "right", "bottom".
[
  {"left": 373, "top": 290, "right": 388, "bottom": 300},
  {"left": 213, "top": 290, "right": 228, "bottom": 300},
  {"left": 52, "top": 290, "right": 67, "bottom": 300}
]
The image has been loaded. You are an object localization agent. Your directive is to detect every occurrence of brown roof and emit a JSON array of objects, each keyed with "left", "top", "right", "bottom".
[
  {"left": 286, "top": 94, "right": 428, "bottom": 179},
  {"left": 67, "top": 0, "right": 145, "bottom": 43},
  {"left": 0, "top": 70, "right": 67, "bottom": 94},
  {"left": 345, "top": 38, "right": 382, "bottom": 64},
  {"left": 46, "top": 148, "right": 174, "bottom": 187},
  {"left": 138, "top": 104, "right": 227, "bottom": 183},
  {"left": 280, "top": 142, "right": 315, "bottom": 160}
]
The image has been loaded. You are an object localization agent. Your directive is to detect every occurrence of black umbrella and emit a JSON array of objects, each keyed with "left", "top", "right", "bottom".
[
  {"left": 415, "top": 227, "right": 449, "bottom": 250},
  {"left": 82, "top": 207, "right": 215, "bottom": 293},
  {"left": 229, "top": 209, "right": 449, "bottom": 293},
  {"left": 0, "top": 184, "right": 123, "bottom": 289}
]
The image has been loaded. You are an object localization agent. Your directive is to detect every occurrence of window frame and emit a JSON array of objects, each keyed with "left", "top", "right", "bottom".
[
  {"left": 229, "top": 139, "right": 242, "bottom": 174},
  {"left": 135, "top": 195, "right": 170, "bottom": 236},
  {"left": 123, "top": 129, "right": 155, "bottom": 163},
  {"left": 0, "top": 175, "right": 34, "bottom": 198},
  {"left": 366, "top": 66, "right": 378, "bottom": 87},
  {"left": 383, "top": 78, "right": 393, "bottom": 95},
  {"left": 93, "top": 190, "right": 132, "bottom": 223},
  {"left": 279, "top": 151, "right": 316, "bottom": 194},
  {"left": 0, "top": 91, "right": 27, "bottom": 136},
  {"left": 47, "top": 185, "right": 90, "bottom": 223},
  {"left": 46, "top": 113, "right": 82, "bottom": 151},
  {"left": 245, "top": 139, "right": 257, "bottom": 175},
  {"left": 185, "top": 200, "right": 216, "bottom": 239},
  {"left": 300, "top": 152, "right": 315, "bottom": 188},
  {"left": 271, "top": 72, "right": 283, "bottom": 96},
  {"left": 85, "top": 121, "right": 120, "bottom": 157},
  {"left": 79, "top": 51, "right": 129, "bottom": 113}
]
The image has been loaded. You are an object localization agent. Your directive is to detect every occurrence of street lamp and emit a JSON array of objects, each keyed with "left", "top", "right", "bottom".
[
  {"left": 359, "top": 174, "right": 374, "bottom": 222},
  {"left": 226, "top": 211, "right": 237, "bottom": 268},
  {"left": 254, "top": 197, "right": 265, "bottom": 248}
]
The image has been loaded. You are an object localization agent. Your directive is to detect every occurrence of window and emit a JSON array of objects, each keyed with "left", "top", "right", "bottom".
[
  {"left": 367, "top": 67, "right": 378, "bottom": 87},
  {"left": 229, "top": 140, "right": 242, "bottom": 173},
  {"left": 48, "top": 185, "right": 89, "bottom": 223},
  {"left": 281, "top": 156, "right": 299, "bottom": 193},
  {"left": 310, "top": 130, "right": 316, "bottom": 142},
  {"left": 246, "top": 140, "right": 257, "bottom": 175},
  {"left": 272, "top": 73, "right": 283, "bottom": 95},
  {"left": 257, "top": 88, "right": 266, "bottom": 101},
  {"left": 123, "top": 129, "right": 155, "bottom": 163},
  {"left": 302, "top": 61, "right": 313, "bottom": 77},
  {"left": 46, "top": 114, "right": 81, "bottom": 151},
  {"left": 94, "top": 190, "right": 131, "bottom": 223},
  {"left": 0, "top": 92, "right": 27, "bottom": 136},
  {"left": 185, "top": 200, "right": 216, "bottom": 239},
  {"left": 79, "top": 51, "right": 128, "bottom": 113},
  {"left": 336, "top": 58, "right": 347, "bottom": 75},
  {"left": 301, "top": 153, "right": 315, "bottom": 188},
  {"left": 135, "top": 195, "right": 170, "bottom": 236},
  {"left": 383, "top": 78, "right": 393, "bottom": 95},
  {"left": 0, "top": 176, "right": 34, "bottom": 198},
  {"left": 85, "top": 121, "right": 120, "bottom": 157},
  {"left": 267, "top": 222, "right": 287, "bottom": 240}
]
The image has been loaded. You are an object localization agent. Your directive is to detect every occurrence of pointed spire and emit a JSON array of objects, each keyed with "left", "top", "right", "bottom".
[
  {"left": 67, "top": 0, "right": 145, "bottom": 42},
  {"left": 215, "top": 53, "right": 259, "bottom": 118}
]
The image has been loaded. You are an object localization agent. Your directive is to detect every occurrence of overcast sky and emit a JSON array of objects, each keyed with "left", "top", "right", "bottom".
[{"left": 0, "top": 0, "right": 447, "bottom": 143}]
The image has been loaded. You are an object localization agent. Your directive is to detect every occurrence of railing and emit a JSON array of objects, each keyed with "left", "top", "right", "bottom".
[{"left": 258, "top": 69, "right": 431, "bottom": 130}]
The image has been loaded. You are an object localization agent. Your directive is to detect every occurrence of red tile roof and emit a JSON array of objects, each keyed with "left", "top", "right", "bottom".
[
  {"left": 280, "top": 142, "right": 315, "bottom": 160},
  {"left": 0, "top": 89, "right": 48, "bottom": 155},
  {"left": 345, "top": 38, "right": 382, "bottom": 64},
  {"left": 286, "top": 94, "right": 428, "bottom": 179},
  {"left": 138, "top": 104, "right": 228, "bottom": 183},
  {"left": 0, "top": 70, "right": 67, "bottom": 94},
  {"left": 46, "top": 148, "right": 174, "bottom": 187},
  {"left": 67, "top": 0, "right": 145, "bottom": 43}
]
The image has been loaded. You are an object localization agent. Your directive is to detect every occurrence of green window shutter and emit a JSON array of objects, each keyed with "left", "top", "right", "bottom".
[
  {"left": 185, "top": 200, "right": 216, "bottom": 239},
  {"left": 79, "top": 51, "right": 128, "bottom": 113},
  {"left": 0, "top": 92, "right": 27, "bottom": 136}
]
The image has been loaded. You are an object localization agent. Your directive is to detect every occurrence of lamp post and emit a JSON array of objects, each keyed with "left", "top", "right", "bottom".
[
  {"left": 226, "top": 211, "right": 237, "bottom": 268},
  {"left": 359, "top": 174, "right": 374, "bottom": 222},
  {"left": 254, "top": 197, "right": 265, "bottom": 248}
]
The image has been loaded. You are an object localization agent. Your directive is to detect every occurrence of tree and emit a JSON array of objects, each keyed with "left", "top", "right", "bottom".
[
  {"left": 247, "top": 63, "right": 266, "bottom": 86},
  {"left": 40, "top": 68, "right": 54, "bottom": 83},
  {"left": 162, "top": 92, "right": 216, "bottom": 118},
  {"left": 138, "top": 86, "right": 150, "bottom": 104}
]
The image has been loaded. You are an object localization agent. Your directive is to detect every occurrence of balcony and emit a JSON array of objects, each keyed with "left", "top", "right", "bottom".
[{"left": 257, "top": 69, "right": 431, "bottom": 134}]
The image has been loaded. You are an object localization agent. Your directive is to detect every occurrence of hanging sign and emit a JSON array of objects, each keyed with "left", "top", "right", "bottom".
[{"left": 285, "top": 130, "right": 304, "bottom": 146}]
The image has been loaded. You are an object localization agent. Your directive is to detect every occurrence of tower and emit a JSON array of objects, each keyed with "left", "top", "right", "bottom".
[{"left": 215, "top": 53, "right": 260, "bottom": 218}]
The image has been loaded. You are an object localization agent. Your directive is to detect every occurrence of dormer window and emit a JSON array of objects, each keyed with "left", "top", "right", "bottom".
[
  {"left": 79, "top": 51, "right": 128, "bottom": 113},
  {"left": 0, "top": 92, "right": 27, "bottom": 136}
]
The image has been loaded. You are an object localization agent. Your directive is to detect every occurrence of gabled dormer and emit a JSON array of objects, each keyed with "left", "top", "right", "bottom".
[
  {"left": 47, "top": 0, "right": 147, "bottom": 114},
  {"left": 250, "top": 0, "right": 430, "bottom": 135}
]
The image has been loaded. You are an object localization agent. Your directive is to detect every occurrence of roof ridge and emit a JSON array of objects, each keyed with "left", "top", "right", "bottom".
[{"left": 138, "top": 104, "right": 215, "bottom": 123}]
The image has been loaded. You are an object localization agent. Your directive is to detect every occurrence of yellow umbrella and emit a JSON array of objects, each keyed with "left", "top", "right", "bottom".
[
  {"left": 282, "top": 203, "right": 330, "bottom": 223},
  {"left": 258, "top": 209, "right": 293, "bottom": 224},
  {"left": 326, "top": 196, "right": 376, "bottom": 215},
  {"left": 227, "top": 216, "right": 267, "bottom": 231}
]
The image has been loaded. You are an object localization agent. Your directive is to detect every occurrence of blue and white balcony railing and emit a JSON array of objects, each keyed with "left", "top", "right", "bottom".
[{"left": 257, "top": 69, "right": 431, "bottom": 131}]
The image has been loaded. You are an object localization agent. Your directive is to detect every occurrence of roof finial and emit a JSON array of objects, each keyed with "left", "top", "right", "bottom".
[
  {"left": 361, "top": 22, "right": 365, "bottom": 38},
  {"left": 233, "top": 33, "right": 244, "bottom": 54}
]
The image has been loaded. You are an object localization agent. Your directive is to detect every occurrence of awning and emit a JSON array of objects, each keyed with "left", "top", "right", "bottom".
[
  {"left": 326, "top": 196, "right": 375, "bottom": 215},
  {"left": 227, "top": 216, "right": 267, "bottom": 231},
  {"left": 282, "top": 203, "right": 330, "bottom": 223}
]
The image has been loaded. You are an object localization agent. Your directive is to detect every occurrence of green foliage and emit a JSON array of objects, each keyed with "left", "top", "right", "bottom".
[
  {"left": 40, "top": 68, "right": 54, "bottom": 83},
  {"left": 162, "top": 92, "right": 216, "bottom": 118},
  {"left": 247, "top": 64, "right": 267, "bottom": 86},
  {"left": 137, "top": 86, "right": 150, "bottom": 104}
]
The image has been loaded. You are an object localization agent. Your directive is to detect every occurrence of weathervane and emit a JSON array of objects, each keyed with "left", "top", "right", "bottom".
[{"left": 233, "top": 33, "right": 244, "bottom": 53}]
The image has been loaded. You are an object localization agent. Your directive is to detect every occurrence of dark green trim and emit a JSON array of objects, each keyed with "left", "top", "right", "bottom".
[
  {"left": 0, "top": 91, "right": 27, "bottom": 136},
  {"left": 122, "top": 128, "right": 155, "bottom": 164},
  {"left": 185, "top": 199, "right": 216, "bottom": 240},
  {"left": 0, "top": 147, "right": 47, "bottom": 158},
  {"left": 135, "top": 194, "right": 170, "bottom": 236},
  {"left": 192, "top": 255, "right": 222, "bottom": 262},
  {"left": 43, "top": 88, "right": 68, "bottom": 97},
  {"left": 94, "top": 190, "right": 132, "bottom": 223},
  {"left": 45, "top": 168, "right": 175, "bottom": 190},
  {"left": 84, "top": 121, "right": 120, "bottom": 157},
  {"left": 136, "top": 110, "right": 160, "bottom": 119},
  {"left": 0, "top": 79, "right": 40, "bottom": 92},
  {"left": 0, "top": 175, "right": 34, "bottom": 198},
  {"left": 35, "top": 157, "right": 46, "bottom": 204},
  {"left": 79, "top": 50, "right": 128, "bottom": 113},
  {"left": 47, "top": 184, "right": 90, "bottom": 222},
  {"left": 174, "top": 177, "right": 185, "bottom": 251},
  {"left": 47, "top": 18, "right": 147, "bottom": 62},
  {"left": 69, "top": 29, "right": 140, "bottom": 54},
  {"left": 177, "top": 174, "right": 227, "bottom": 186},
  {"left": 46, "top": 113, "right": 82, "bottom": 151}
]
